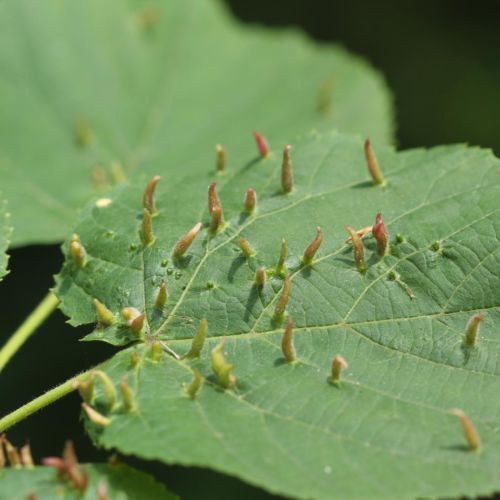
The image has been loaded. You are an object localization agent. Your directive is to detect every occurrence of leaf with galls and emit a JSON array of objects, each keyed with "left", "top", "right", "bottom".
[{"left": 56, "top": 132, "right": 500, "bottom": 500}]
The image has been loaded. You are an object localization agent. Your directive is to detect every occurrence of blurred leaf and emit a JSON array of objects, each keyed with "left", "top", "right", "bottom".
[
  {"left": 55, "top": 131, "right": 500, "bottom": 499},
  {"left": 0, "top": 0, "right": 393, "bottom": 247},
  {"left": 0, "top": 462, "right": 176, "bottom": 500}
]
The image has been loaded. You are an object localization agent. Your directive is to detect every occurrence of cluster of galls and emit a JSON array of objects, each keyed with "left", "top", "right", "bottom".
[
  {"left": 0, "top": 434, "right": 34, "bottom": 469},
  {"left": 69, "top": 133, "right": 485, "bottom": 453},
  {"left": 1, "top": 437, "right": 110, "bottom": 498}
]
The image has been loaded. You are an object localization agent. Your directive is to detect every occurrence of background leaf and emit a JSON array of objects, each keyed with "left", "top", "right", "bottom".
[
  {"left": 0, "top": 462, "right": 177, "bottom": 500},
  {"left": 0, "top": 0, "right": 393, "bottom": 247},
  {"left": 55, "top": 131, "right": 500, "bottom": 499},
  {"left": 0, "top": 194, "right": 11, "bottom": 280}
]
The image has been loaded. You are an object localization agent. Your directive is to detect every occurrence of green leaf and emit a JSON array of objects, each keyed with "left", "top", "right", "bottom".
[
  {"left": 0, "top": 0, "right": 393, "bottom": 247},
  {"left": 0, "top": 462, "right": 176, "bottom": 500},
  {"left": 55, "top": 132, "right": 500, "bottom": 499},
  {"left": 0, "top": 193, "right": 12, "bottom": 280}
]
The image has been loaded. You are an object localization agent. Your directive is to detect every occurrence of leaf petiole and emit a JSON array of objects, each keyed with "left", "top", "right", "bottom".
[
  {"left": 0, "top": 371, "right": 87, "bottom": 432},
  {"left": 0, "top": 291, "right": 59, "bottom": 374}
]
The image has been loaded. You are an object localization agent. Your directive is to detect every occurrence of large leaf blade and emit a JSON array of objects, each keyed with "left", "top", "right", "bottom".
[
  {"left": 55, "top": 132, "right": 500, "bottom": 499},
  {"left": 0, "top": 0, "right": 393, "bottom": 246}
]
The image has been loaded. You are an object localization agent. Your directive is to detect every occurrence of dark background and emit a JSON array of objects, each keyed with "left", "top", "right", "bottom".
[{"left": 1, "top": 1, "right": 499, "bottom": 498}]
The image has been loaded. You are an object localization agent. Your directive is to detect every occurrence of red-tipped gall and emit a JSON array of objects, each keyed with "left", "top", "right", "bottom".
[
  {"left": 121, "top": 307, "right": 144, "bottom": 335},
  {"left": 173, "top": 222, "right": 202, "bottom": 259},
  {"left": 329, "top": 355, "right": 348, "bottom": 385},
  {"left": 372, "top": 213, "right": 388, "bottom": 257},
  {"left": 208, "top": 182, "right": 221, "bottom": 215},
  {"left": 273, "top": 274, "right": 291, "bottom": 320},
  {"left": 253, "top": 131, "right": 269, "bottom": 158},
  {"left": 303, "top": 226, "right": 323, "bottom": 265},
  {"left": 464, "top": 314, "right": 484, "bottom": 348},
  {"left": 143, "top": 175, "right": 161, "bottom": 214}
]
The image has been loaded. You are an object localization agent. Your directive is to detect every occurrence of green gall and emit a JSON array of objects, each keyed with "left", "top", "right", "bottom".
[
  {"left": 281, "top": 144, "right": 293, "bottom": 193},
  {"left": 82, "top": 403, "right": 111, "bottom": 427},
  {"left": 119, "top": 378, "right": 135, "bottom": 412},
  {"left": 186, "top": 369, "right": 203, "bottom": 399},
  {"left": 216, "top": 144, "right": 226, "bottom": 172},
  {"left": 155, "top": 280, "right": 168, "bottom": 309},
  {"left": 141, "top": 208, "right": 154, "bottom": 246},
  {"left": 91, "top": 370, "right": 117, "bottom": 410},
  {"left": 364, "top": 138, "right": 384, "bottom": 186},
  {"left": 255, "top": 266, "right": 266, "bottom": 287},
  {"left": 211, "top": 340, "right": 236, "bottom": 389},
  {"left": 94, "top": 299, "right": 115, "bottom": 327},
  {"left": 345, "top": 226, "right": 366, "bottom": 274},
  {"left": 239, "top": 237, "right": 254, "bottom": 258},
  {"left": 281, "top": 318, "right": 296, "bottom": 363},
  {"left": 184, "top": 319, "right": 207, "bottom": 359}
]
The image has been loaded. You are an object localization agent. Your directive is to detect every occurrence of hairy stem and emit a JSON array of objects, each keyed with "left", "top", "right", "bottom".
[
  {"left": 0, "top": 372, "right": 87, "bottom": 432},
  {"left": 0, "top": 291, "right": 59, "bottom": 373}
]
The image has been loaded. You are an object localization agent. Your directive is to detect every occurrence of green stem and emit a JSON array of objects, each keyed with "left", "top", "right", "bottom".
[
  {"left": 0, "top": 372, "right": 87, "bottom": 432},
  {"left": 0, "top": 291, "right": 59, "bottom": 373}
]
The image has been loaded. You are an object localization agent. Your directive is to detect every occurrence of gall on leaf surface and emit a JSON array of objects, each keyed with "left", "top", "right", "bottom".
[
  {"left": 0, "top": 0, "right": 393, "bottom": 247},
  {"left": 55, "top": 132, "right": 500, "bottom": 499}
]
